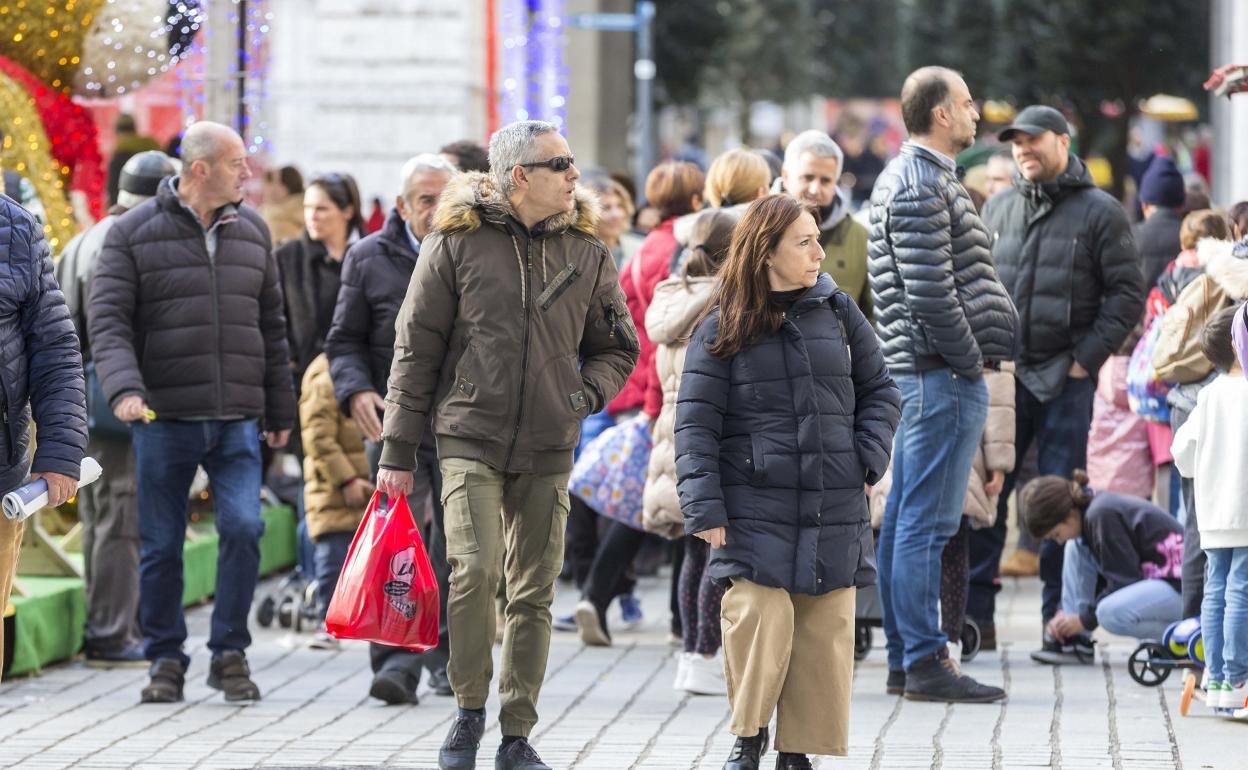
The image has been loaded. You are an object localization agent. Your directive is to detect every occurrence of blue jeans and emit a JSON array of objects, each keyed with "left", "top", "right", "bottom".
[
  {"left": 1061, "top": 538, "right": 1180, "bottom": 639},
  {"left": 967, "top": 375, "right": 1095, "bottom": 625},
  {"left": 133, "top": 419, "right": 265, "bottom": 667},
  {"left": 313, "top": 530, "right": 352, "bottom": 620},
  {"left": 1202, "top": 547, "right": 1248, "bottom": 685},
  {"left": 879, "top": 369, "right": 988, "bottom": 671}
]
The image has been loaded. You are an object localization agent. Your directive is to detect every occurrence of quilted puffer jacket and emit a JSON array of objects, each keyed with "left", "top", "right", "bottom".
[
  {"left": 0, "top": 195, "right": 87, "bottom": 493},
  {"left": 867, "top": 143, "right": 1018, "bottom": 380},
  {"left": 642, "top": 275, "right": 716, "bottom": 539},
  {"left": 675, "top": 275, "right": 901, "bottom": 595}
]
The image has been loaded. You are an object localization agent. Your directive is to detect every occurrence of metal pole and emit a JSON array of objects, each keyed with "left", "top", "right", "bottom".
[{"left": 633, "top": 1, "right": 656, "bottom": 199}]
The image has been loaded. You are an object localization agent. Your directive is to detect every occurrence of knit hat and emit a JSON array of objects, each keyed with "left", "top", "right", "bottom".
[
  {"left": 118, "top": 150, "right": 176, "bottom": 209},
  {"left": 1139, "top": 156, "right": 1185, "bottom": 209}
]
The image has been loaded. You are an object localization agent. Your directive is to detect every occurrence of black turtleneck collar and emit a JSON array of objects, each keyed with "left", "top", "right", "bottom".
[{"left": 770, "top": 287, "right": 808, "bottom": 312}]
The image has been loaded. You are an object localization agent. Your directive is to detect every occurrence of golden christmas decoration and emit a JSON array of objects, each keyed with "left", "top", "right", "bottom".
[
  {"left": 0, "top": 70, "right": 79, "bottom": 250},
  {"left": 0, "top": 0, "right": 103, "bottom": 93}
]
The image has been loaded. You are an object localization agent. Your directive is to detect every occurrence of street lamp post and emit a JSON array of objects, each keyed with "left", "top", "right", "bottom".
[{"left": 569, "top": 1, "right": 657, "bottom": 203}]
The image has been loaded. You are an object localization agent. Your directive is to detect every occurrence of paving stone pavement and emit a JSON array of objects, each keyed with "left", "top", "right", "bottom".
[{"left": 2, "top": 572, "right": 1245, "bottom": 769}]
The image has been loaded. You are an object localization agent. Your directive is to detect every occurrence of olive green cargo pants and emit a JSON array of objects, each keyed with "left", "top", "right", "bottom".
[{"left": 439, "top": 457, "right": 568, "bottom": 738}]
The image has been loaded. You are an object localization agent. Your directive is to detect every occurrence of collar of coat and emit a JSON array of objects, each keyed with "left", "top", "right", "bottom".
[
  {"left": 786, "top": 273, "right": 841, "bottom": 315},
  {"left": 1200, "top": 237, "right": 1248, "bottom": 300},
  {"left": 432, "top": 171, "right": 600, "bottom": 239}
]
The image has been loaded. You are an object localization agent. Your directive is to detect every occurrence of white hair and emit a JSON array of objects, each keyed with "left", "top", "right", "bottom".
[
  {"left": 399, "top": 153, "right": 456, "bottom": 195},
  {"left": 488, "top": 120, "right": 560, "bottom": 197},
  {"left": 782, "top": 130, "right": 845, "bottom": 175}
]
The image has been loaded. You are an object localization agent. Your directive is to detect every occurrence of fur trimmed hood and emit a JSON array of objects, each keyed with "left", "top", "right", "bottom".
[
  {"left": 432, "top": 171, "right": 600, "bottom": 237},
  {"left": 1200, "top": 237, "right": 1248, "bottom": 300}
]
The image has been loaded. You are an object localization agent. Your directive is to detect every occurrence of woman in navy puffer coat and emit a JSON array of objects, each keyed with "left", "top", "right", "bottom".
[{"left": 675, "top": 195, "right": 900, "bottom": 769}]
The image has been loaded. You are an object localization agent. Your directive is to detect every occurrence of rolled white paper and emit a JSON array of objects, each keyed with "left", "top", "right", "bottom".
[{"left": 3, "top": 457, "right": 104, "bottom": 521}]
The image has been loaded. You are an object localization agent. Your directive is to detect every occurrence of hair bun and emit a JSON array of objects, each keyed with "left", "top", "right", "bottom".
[{"left": 1071, "top": 469, "right": 1090, "bottom": 487}]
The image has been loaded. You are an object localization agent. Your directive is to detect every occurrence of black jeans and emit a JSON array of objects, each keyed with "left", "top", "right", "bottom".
[
  {"left": 967, "top": 375, "right": 1095, "bottom": 627},
  {"left": 583, "top": 519, "right": 646, "bottom": 614}
]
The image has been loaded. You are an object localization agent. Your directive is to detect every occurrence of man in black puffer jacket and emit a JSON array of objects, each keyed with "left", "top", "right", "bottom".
[
  {"left": 0, "top": 195, "right": 88, "bottom": 680},
  {"left": 868, "top": 67, "right": 1017, "bottom": 704},
  {"left": 323, "top": 153, "right": 456, "bottom": 704},
  {"left": 89, "top": 122, "right": 295, "bottom": 705},
  {"left": 971, "top": 106, "right": 1143, "bottom": 667}
]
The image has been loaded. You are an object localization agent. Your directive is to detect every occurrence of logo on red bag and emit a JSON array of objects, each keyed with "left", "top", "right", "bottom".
[{"left": 385, "top": 546, "right": 419, "bottom": 619}]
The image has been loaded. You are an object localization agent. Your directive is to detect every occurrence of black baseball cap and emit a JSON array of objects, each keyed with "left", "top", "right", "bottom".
[{"left": 997, "top": 105, "right": 1070, "bottom": 141}]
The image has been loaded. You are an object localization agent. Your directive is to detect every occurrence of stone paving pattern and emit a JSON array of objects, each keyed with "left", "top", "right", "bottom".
[{"left": 1, "top": 574, "right": 1242, "bottom": 769}]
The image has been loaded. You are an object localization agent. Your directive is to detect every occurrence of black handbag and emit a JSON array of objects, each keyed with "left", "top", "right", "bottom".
[{"left": 85, "top": 362, "right": 132, "bottom": 440}]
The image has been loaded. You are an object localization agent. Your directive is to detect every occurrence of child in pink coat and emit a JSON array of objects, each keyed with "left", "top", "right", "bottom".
[{"left": 1088, "top": 328, "right": 1153, "bottom": 499}]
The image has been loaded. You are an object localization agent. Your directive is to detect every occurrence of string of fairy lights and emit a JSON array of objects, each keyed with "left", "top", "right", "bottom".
[{"left": 499, "top": 0, "right": 569, "bottom": 131}]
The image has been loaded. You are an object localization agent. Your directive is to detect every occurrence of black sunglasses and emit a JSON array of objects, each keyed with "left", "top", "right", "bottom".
[{"left": 520, "top": 155, "right": 576, "bottom": 173}]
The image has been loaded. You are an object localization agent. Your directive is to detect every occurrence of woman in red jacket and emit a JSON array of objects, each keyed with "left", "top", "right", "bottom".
[{"left": 569, "top": 161, "right": 705, "bottom": 646}]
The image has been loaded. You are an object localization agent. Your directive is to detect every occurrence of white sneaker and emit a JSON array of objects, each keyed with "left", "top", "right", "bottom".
[
  {"left": 673, "top": 652, "right": 692, "bottom": 691},
  {"left": 1220, "top": 680, "right": 1248, "bottom": 711},
  {"left": 1209, "top": 680, "right": 1230, "bottom": 713},
  {"left": 307, "top": 631, "right": 340, "bottom": 651},
  {"left": 683, "top": 653, "right": 727, "bottom": 696}
]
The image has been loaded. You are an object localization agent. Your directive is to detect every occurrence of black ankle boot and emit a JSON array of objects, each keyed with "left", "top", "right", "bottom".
[
  {"left": 775, "top": 751, "right": 813, "bottom": 769},
  {"left": 904, "top": 650, "right": 1006, "bottom": 703},
  {"left": 723, "top": 726, "right": 769, "bottom": 770}
]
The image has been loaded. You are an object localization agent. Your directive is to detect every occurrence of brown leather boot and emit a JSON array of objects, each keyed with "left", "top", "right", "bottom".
[{"left": 999, "top": 549, "right": 1040, "bottom": 577}]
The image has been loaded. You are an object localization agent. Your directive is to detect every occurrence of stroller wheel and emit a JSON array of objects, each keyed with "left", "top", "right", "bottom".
[
  {"left": 277, "top": 596, "right": 295, "bottom": 629},
  {"left": 1127, "top": 642, "right": 1172, "bottom": 687},
  {"left": 961, "top": 617, "right": 981, "bottom": 663},
  {"left": 854, "top": 623, "right": 872, "bottom": 661},
  {"left": 256, "top": 595, "right": 276, "bottom": 628}
]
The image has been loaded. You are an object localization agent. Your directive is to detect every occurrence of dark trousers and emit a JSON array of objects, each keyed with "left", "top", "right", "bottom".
[
  {"left": 967, "top": 375, "right": 1095, "bottom": 626},
  {"left": 133, "top": 420, "right": 264, "bottom": 667},
  {"left": 80, "top": 435, "right": 141, "bottom": 652},
  {"left": 583, "top": 519, "right": 645, "bottom": 613},
  {"left": 568, "top": 493, "right": 636, "bottom": 599}
]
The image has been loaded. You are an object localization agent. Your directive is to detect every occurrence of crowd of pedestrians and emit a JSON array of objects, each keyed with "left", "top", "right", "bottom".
[{"left": 2, "top": 60, "right": 1248, "bottom": 770}]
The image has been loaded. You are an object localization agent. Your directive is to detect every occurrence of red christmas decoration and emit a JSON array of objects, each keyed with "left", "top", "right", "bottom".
[{"left": 0, "top": 55, "right": 105, "bottom": 221}]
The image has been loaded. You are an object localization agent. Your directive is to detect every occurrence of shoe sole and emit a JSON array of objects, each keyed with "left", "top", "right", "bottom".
[
  {"left": 904, "top": 690, "right": 1006, "bottom": 703},
  {"left": 139, "top": 691, "right": 184, "bottom": 703},
  {"left": 886, "top": 686, "right": 904, "bottom": 695},
  {"left": 575, "top": 604, "right": 611, "bottom": 647},
  {"left": 86, "top": 659, "right": 150, "bottom": 669},
  {"left": 1030, "top": 652, "right": 1094, "bottom": 666}
]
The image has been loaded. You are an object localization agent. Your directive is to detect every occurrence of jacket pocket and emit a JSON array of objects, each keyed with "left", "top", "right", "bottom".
[
  {"left": 748, "top": 436, "right": 766, "bottom": 485},
  {"left": 0, "top": 392, "right": 14, "bottom": 466},
  {"left": 605, "top": 295, "right": 640, "bottom": 354},
  {"left": 525, "top": 353, "right": 584, "bottom": 450},
  {"left": 538, "top": 264, "right": 583, "bottom": 311}
]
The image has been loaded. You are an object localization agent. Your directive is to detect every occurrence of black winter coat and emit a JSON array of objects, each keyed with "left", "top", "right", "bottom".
[
  {"left": 868, "top": 143, "right": 1018, "bottom": 381},
  {"left": 982, "top": 155, "right": 1144, "bottom": 401},
  {"left": 324, "top": 210, "right": 415, "bottom": 411},
  {"left": 275, "top": 234, "right": 342, "bottom": 383},
  {"left": 0, "top": 195, "right": 87, "bottom": 492},
  {"left": 1134, "top": 208, "right": 1184, "bottom": 295},
  {"left": 675, "top": 276, "right": 901, "bottom": 596},
  {"left": 88, "top": 178, "right": 295, "bottom": 429}
]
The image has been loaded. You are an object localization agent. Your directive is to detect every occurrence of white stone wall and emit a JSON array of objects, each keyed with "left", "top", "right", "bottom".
[
  {"left": 1212, "top": 0, "right": 1248, "bottom": 206},
  {"left": 265, "top": 0, "right": 488, "bottom": 203}
]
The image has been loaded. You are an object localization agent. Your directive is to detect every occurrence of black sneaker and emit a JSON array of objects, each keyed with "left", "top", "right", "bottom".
[
  {"left": 1030, "top": 633, "right": 1095, "bottom": 665},
  {"left": 206, "top": 650, "right": 261, "bottom": 702},
  {"left": 428, "top": 667, "right": 454, "bottom": 696},
  {"left": 495, "top": 737, "right": 551, "bottom": 770},
  {"left": 904, "top": 650, "right": 1006, "bottom": 703},
  {"left": 85, "top": 642, "right": 147, "bottom": 669},
  {"left": 439, "top": 708, "right": 486, "bottom": 770},
  {"left": 139, "top": 657, "right": 185, "bottom": 703},
  {"left": 370, "top": 668, "right": 420, "bottom": 705},
  {"left": 775, "top": 752, "right": 813, "bottom": 770},
  {"left": 723, "top": 726, "right": 769, "bottom": 770},
  {"left": 886, "top": 669, "right": 905, "bottom": 695}
]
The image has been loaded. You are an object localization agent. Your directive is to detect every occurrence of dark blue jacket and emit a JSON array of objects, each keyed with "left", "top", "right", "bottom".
[
  {"left": 675, "top": 275, "right": 901, "bottom": 595},
  {"left": 0, "top": 195, "right": 87, "bottom": 493}
]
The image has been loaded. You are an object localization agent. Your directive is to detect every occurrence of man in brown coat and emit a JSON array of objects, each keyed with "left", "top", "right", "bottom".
[{"left": 376, "top": 120, "right": 637, "bottom": 770}]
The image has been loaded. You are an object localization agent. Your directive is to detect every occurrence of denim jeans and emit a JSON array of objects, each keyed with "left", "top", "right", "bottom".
[
  {"left": 967, "top": 375, "right": 1095, "bottom": 626},
  {"left": 313, "top": 531, "right": 352, "bottom": 620},
  {"left": 879, "top": 369, "right": 988, "bottom": 671},
  {"left": 1201, "top": 547, "right": 1248, "bottom": 685},
  {"left": 1061, "top": 538, "right": 1180, "bottom": 639},
  {"left": 133, "top": 419, "right": 264, "bottom": 667}
]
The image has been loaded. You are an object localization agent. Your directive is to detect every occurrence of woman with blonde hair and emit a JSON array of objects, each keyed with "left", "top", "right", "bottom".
[
  {"left": 586, "top": 176, "right": 642, "bottom": 269},
  {"left": 704, "top": 149, "right": 771, "bottom": 209},
  {"left": 676, "top": 195, "right": 900, "bottom": 769}
]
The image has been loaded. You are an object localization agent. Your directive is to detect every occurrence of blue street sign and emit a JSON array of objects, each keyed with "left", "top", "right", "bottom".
[{"left": 567, "top": 12, "right": 639, "bottom": 32}]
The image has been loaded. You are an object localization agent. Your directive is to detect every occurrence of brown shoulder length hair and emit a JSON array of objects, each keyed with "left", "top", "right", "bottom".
[{"left": 704, "top": 194, "right": 815, "bottom": 359}]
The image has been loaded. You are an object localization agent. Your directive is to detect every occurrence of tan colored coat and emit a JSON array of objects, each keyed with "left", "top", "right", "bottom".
[
  {"left": 1153, "top": 238, "right": 1248, "bottom": 384},
  {"left": 300, "top": 354, "right": 371, "bottom": 540},
  {"left": 869, "top": 364, "right": 1016, "bottom": 529},
  {"left": 642, "top": 275, "right": 716, "bottom": 538}
]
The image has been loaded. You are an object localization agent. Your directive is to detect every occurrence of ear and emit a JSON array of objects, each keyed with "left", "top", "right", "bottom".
[
  {"left": 1058, "top": 133, "right": 1072, "bottom": 153},
  {"left": 511, "top": 164, "right": 529, "bottom": 192},
  {"left": 395, "top": 194, "right": 409, "bottom": 220}
]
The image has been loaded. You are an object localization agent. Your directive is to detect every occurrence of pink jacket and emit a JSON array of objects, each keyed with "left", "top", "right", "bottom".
[{"left": 1087, "top": 356, "right": 1154, "bottom": 499}]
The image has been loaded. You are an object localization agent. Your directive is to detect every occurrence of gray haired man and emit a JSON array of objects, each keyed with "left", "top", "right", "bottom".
[
  {"left": 324, "top": 153, "right": 456, "bottom": 704},
  {"left": 778, "top": 130, "right": 872, "bottom": 319},
  {"left": 376, "top": 121, "right": 637, "bottom": 770}
]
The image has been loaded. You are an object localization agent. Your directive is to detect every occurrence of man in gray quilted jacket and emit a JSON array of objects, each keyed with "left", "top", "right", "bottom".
[{"left": 868, "top": 66, "right": 1017, "bottom": 704}]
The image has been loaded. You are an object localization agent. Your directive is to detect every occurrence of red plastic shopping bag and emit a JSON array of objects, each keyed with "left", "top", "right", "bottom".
[{"left": 324, "top": 491, "right": 439, "bottom": 651}]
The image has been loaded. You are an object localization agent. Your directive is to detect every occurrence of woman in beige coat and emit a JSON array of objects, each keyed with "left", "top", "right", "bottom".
[
  {"left": 643, "top": 210, "right": 739, "bottom": 694},
  {"left": 871, "top": 363, "right": 1015, "bottom": 659}
]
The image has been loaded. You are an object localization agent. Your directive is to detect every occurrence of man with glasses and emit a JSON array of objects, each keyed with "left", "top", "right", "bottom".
[{"left": 376, "top": 120, "right": 637, "bottom": 770}]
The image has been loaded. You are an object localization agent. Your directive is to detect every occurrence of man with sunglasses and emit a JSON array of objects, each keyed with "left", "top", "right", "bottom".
[{"left": 376, "top": 121, "right": 637, "bottom": 770}]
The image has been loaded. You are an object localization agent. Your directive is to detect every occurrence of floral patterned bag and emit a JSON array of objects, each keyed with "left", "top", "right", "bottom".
[{"left": 569, "top": 413, "right": 653, "bottom": 531}]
